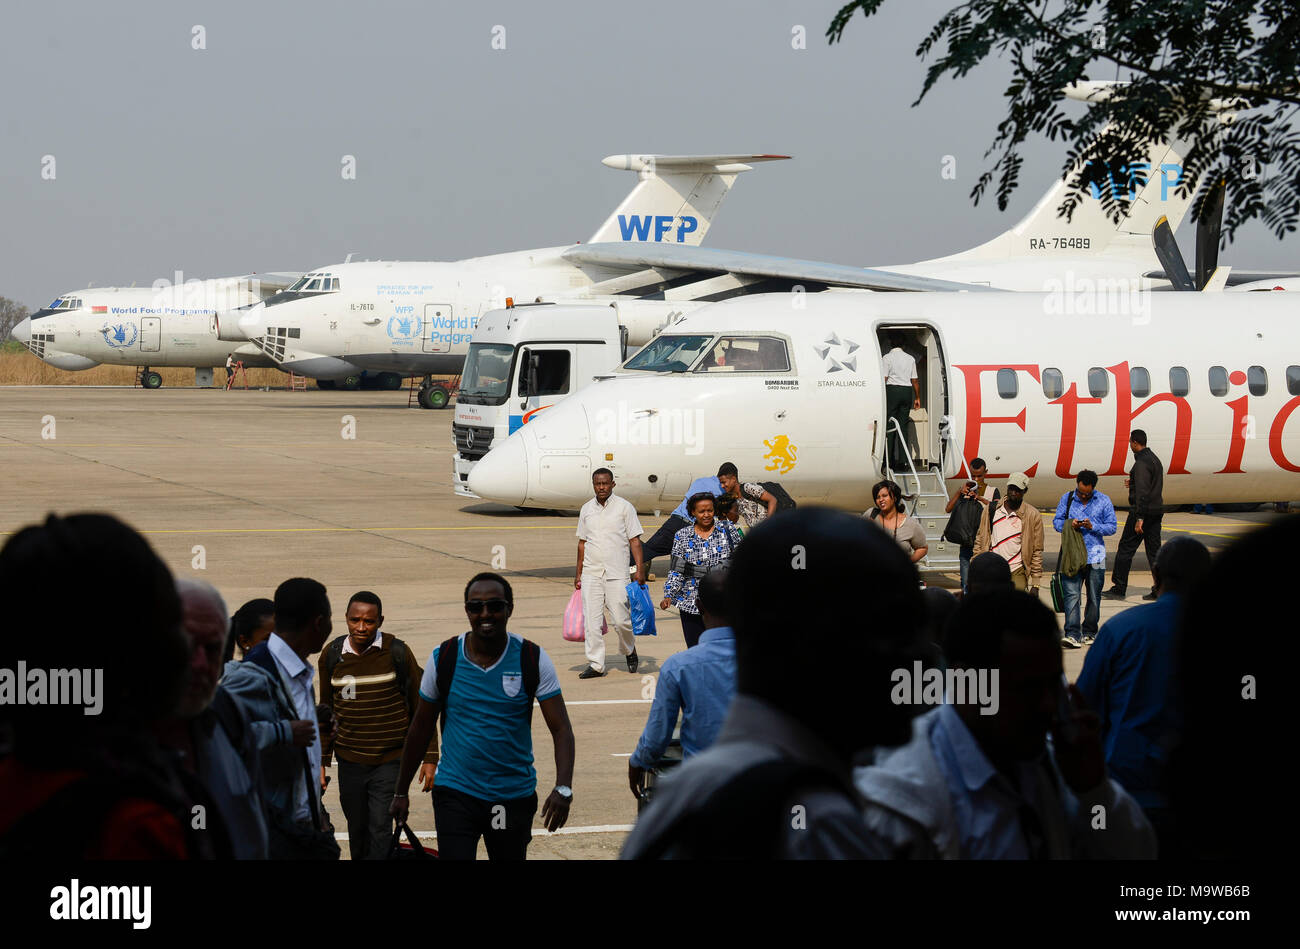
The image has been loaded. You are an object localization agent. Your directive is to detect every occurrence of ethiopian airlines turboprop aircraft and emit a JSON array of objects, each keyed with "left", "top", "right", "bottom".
[
  {"left": 465, "top": 292, "right": 1300, "bottom": 537},
  {"left": 9, "top": 275, "right": 297, "bottom": 387},
  {"left": 219, "top": 154, "right": 790, "bottom": 406}
]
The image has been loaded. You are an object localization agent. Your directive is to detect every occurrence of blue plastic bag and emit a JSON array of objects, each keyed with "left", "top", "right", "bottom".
[{"left": 626, "top": 581, "right": 657, "bottom": 637}]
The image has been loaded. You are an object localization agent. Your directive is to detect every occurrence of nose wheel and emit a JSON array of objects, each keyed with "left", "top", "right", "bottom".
[
  {"left": 139, "top": 369, "right": 163, "bottom": 389},
  {"left": 417, "top": 378, "right": 450, "bottom": 410}
]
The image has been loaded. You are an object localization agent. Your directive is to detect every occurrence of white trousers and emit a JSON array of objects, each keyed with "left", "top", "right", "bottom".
[{"left": 582, "top": 573, "right": 636, "bottom": 671}]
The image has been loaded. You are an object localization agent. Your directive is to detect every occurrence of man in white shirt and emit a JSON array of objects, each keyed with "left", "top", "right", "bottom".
[
  {"left": 881, "top": 336, "right": 921, "bottom": 470},
  {"left": 575, "top": 468, "right": 647, "bottom": 679}
]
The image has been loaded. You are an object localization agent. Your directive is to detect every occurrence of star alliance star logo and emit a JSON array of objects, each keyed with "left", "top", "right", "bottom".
[{"left": 813, "top": 332, "right": 860, "bottom": 373}]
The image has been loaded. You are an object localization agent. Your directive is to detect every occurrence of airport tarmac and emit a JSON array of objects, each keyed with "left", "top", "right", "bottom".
[{"left": 0, "top": 387, "right": 1281, "bottom": 859}]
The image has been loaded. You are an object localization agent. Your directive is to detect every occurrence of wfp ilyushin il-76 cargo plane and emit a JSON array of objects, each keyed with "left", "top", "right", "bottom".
[
  {"left": 465, "top": 291, "right": 1300, "bottom": 539},
  {"left": 215, "top": 153, "right": 791, "bottom": 406},
  {"left": 8, "top": 275, "right": 298, "bottom": 388}
]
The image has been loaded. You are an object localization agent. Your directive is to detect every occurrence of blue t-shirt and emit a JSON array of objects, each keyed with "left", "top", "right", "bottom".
[
  {"left": 418, "top": 632, "right": 562, "bottom": 801},
  {"left": 671, "top": 477, "right": 723, "bottom": 520}
]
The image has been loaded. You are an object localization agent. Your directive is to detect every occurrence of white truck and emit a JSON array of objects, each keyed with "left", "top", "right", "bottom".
[{"left": 452, "top": 299, "right": 702, "bottom": 497}]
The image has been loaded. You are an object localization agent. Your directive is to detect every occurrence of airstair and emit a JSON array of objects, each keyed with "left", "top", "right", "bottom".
[{"left": 883, "top": 419, "right": 961, "bottom": 574}]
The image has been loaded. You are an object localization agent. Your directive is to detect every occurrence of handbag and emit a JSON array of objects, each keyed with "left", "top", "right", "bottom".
[
  {"left": 562, "top": 587, "right": 608, "bottom": 642},
  {"left": 386, "top": 821, "right": 437, "bottom": 860},
  {"left": 626, "top": 581, "right": 658, "bottom": 637},
  {"left": 1049, "top": 569, "right": 1067, "bottom": 614}
]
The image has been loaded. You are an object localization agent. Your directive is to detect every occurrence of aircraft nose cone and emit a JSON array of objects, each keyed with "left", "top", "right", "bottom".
[
  {"left": 467, "top": 435, "right": 530, "bottom": 506},
  {"left": 10, "top": 318, "right": 31, "bottom": 344}
]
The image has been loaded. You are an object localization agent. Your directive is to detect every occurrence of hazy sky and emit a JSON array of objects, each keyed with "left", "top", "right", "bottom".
[{"left": 1, "top": 0, "right": 1294, "bottom": 310}]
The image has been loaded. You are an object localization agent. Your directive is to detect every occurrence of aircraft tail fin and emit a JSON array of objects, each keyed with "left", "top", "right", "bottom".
[
  {"left": 932, "top": 128, "right": 1192, "bottom": 265},
  {"left": 587, "top": 154, "right": 789, "bottom": 246}
]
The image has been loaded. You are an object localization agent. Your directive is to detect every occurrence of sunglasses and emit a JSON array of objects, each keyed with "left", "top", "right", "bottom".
[{"left": 465, "top": 598, "right": 508, "bottom": 614}]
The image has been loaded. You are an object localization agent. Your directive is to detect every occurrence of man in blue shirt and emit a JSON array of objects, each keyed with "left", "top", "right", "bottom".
[
  {"left": 388, "top": 572, "right": 576, "bottom": 860},
  {"left": 628, "top": 572, "right": 737, "bottom": 799},
  {"left": 640, "top": 464, "right": 728, "bottom": 570},
  {"left": 1076, "top": 537, "right": 1210, "bottom": 854},
  {"left": 1052, "top": 469, "right": 1117, "bottom": 648}
]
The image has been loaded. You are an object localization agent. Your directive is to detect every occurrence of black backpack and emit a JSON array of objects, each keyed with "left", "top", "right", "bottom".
[
  {"left": 749, "top": 481, "right": 797, "bottom": 512},
  {"left": 433, "top": 635, "right": 542, "bottom": 730},
  {"left": 942, "top": 496, "right": 984, "bottom": 546},
  {"left": 321, "top": 634, "right": 415, "bottom": 714}
]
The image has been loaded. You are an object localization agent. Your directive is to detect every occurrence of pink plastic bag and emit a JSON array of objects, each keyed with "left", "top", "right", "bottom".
[{"left": 562, "top": 588, "right": 607, "bottom": 642}]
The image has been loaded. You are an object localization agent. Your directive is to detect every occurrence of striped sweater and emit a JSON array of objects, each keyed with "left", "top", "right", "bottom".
[{"left": 317, "top": 636, "right": 436, "bottom": 767}]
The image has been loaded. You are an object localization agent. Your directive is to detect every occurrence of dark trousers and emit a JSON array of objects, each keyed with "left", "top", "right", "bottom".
[
  {"left": 643, "top": 515, "right": 689, "bottom": 568},
  {"left": 433, "top": 785, "right": 538, "bottom": 861},
  {"left": 1111, "top": 510, "right": 1163, "bottom": 591},
  {"left": 336, "top": 758, "right": 399, "bottom": 860},
  {"left": 680, "top": 610, "right": 705, "bottom": 648},
  {"left": 885, "top": 384, "right": 913, "bottom": 469}
]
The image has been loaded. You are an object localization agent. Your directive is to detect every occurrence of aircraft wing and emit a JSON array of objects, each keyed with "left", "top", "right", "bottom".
[
  {"left": 242, "top": 272, "right": 304, "bottom": 297},
  {"left": 562, "top": 243, "right": 991, "bottom": 293}
]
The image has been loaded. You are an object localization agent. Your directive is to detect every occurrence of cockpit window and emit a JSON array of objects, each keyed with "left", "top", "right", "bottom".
[
  {"left": 623, "top": 334, "right": 714, "bottom": 373},
  {"left": 46, "top": 297, "right": 82, "bottom": 310},
  {"left": 695, "top": 336, "right": 790, "bottom": 373},
  {"left": 282, "top": 274, "right": 337, "bottom": 294}
]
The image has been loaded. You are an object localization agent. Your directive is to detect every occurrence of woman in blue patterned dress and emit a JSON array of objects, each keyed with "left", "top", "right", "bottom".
[{"left": 659, "top": 492, "right": 743, "bottom": 647}]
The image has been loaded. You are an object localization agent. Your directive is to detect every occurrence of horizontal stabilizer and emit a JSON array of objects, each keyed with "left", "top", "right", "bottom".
[{"left": 565, "top": 243, "right": 991, "bottom": 293}]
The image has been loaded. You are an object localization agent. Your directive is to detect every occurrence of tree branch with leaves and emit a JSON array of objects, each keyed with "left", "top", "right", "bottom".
[{"left": 828, "top": 0, "right": 1300, "bottom": 243}]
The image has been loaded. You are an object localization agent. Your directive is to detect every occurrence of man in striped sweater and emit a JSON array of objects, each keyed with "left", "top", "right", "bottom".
[{"left": 319, "top": 591, "right": 437, "bottom": 859}]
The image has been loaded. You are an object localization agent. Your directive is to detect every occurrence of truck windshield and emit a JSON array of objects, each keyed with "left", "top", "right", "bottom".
[
  {"left": 460, "top": 343, "right": 515, "bottom": 403},
  {"left": 623, "top": 334, "right": 714, "bottom": 373}
]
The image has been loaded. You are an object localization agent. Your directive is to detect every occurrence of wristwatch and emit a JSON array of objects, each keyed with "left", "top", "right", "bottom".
[{"left": 554, "top": 785, "right": 573, "bottom": 799}]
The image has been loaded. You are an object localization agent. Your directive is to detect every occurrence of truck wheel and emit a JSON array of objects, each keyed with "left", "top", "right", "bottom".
[
  {"left": 341, "top": 374, "right": 362, "bottom": 391},
  {"left": 141, "top": 371, "right": 163, "bottom": 389}
]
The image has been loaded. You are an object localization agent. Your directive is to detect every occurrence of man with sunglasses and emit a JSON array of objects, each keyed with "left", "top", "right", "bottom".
[{"left": 389, "top": 573, "right": 576, "bottom": 860}]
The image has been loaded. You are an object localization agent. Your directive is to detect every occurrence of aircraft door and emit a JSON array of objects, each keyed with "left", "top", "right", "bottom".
[
  {"left": 511, "top": 344, "right": 573, "bottom": 435},
  {"left": 423, "top": 304, "right": 454, "bottom": 353},
  {"left": 875, "top": 323, "right": 949, "bottom": 475},
  {"left": 140, "top": 317, "right": 161, "bottom": 353}
]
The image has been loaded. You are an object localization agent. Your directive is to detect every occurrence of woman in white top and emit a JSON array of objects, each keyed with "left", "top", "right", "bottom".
[{"left": 865, "top": 479, "right": 928, "bottom": 564}]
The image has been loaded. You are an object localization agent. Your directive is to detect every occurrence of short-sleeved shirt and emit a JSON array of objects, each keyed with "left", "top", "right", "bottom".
[
  {"left": 418, "top": 633, "right": 562, "bottom": 801},
  {"left": 670, "top": 477, "right": 723, "bottom": 520},
  {"left": 577, "top": 493, "right": 643, "bottom": 579},
  {"left": 867, "top": 511, "right": 928, "bottom": 556},
  {"left": 882, "top": 348, "right": 917, "bottom": 387}
]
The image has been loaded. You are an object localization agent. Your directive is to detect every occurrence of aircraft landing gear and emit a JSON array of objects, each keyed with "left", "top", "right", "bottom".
[
  {"left": 140, "top": 369, "right": 162, "bottom": 389},
  {"left": 417, "top": 375, "right": 450, "bottom": 410},
  {"left": 340, "top": 374, "right": 362, "bottom": 391}
]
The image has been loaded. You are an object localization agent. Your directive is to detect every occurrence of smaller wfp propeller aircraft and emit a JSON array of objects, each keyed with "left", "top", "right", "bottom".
[
  {"left": 9, "top": 274, "right": 298, "bottom": 387},
  {"left": 465, "top": 290, "right": 1300, "bottom": 574},
  {"left": 218, "top": 154, "right": 790, "bottom": 407}
]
